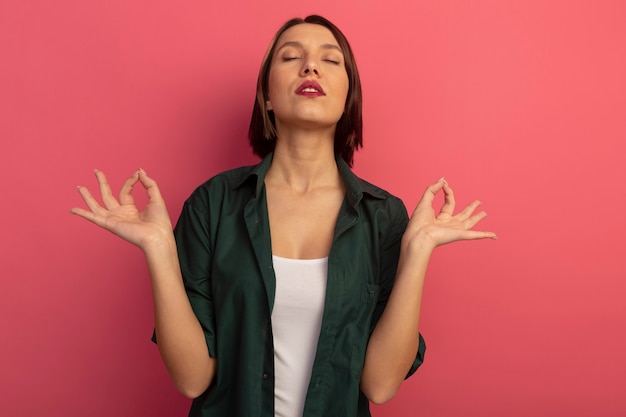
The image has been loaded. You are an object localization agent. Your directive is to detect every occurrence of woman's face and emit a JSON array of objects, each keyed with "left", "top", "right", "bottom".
[{"left": 267, "top": 23, "right": 349, "bottom": 134}]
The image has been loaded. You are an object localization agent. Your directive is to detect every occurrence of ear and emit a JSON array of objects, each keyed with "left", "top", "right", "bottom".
[{"left": 266, "top": 99, "right": 273, "bottom": 111}]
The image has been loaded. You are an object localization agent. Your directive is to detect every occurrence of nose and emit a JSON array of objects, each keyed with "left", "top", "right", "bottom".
[{"left": 301, "top": 60, "right": 319, "bottom": 76}]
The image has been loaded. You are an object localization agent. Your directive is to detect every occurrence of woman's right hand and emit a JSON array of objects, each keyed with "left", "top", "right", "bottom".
[{"left": 71, "top": 169, "right": 174, "bottom": 250}]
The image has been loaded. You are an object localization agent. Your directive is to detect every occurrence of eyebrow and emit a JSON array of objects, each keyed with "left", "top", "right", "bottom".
[{"left": 276, "top": 41, "right": 343, "bottom": 54}]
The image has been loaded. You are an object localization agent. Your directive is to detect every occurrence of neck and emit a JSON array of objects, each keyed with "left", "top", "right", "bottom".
[{"left": 266, "top": 128, "right": 340, "bottom": 193}]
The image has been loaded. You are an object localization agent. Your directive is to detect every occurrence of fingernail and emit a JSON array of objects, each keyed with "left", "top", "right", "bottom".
[
  {"left": 438, "top": 177, "right": 447, "bottom": 184},
  {"left": 94, "top": 169, "right": 99, "bottom": 173}
]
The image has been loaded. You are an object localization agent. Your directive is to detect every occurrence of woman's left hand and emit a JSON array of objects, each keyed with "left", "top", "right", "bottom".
[{"left": 403, "top": 178, "right": 497, "bottom": 252}]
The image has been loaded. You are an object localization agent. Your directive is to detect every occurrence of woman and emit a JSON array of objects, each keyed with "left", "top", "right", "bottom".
[{"left": 72, "top": 15, "right": 496, "bottom": 417}]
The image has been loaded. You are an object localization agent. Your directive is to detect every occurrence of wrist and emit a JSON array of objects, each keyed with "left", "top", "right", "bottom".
[
  {"left": 142, "top": 229, "right": 177, "bottom": 256},
  {"left": 401, "top": 228, "right": 436, "bottom": 257}
]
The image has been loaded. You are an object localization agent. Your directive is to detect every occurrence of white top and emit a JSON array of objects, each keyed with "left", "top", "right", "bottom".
[{"left": 271, "top": 255, "right": 328, "bottom": 417}]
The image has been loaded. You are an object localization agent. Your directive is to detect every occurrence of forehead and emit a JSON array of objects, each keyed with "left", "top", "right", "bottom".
[{"left": 275, "top": 23, "right": 341, "bottom": 50}]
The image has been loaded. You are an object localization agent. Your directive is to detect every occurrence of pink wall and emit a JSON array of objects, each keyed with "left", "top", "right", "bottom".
[{"left": 2, "top": 1, "right": 625, "bottom": 416}]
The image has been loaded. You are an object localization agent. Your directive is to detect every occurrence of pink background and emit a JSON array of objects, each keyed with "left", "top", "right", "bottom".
[{"left": 2, "top": 1, "right": 625, "bottom": 416}]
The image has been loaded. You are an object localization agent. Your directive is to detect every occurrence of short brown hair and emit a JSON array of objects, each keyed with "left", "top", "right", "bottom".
[{"left": 248, "top": 15, "right": 363, "bottom": 167}]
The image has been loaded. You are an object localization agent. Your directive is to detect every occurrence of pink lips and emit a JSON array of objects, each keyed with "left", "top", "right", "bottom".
[{"left": 295, "top": 80, "right": 326, "bottom": 96}]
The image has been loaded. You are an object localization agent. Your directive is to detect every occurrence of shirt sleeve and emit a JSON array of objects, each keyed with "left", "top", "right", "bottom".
[
  {"left": 175, "top": 197, "right": 217, "bottom": 357},
  {"left": 151, "top": 190, "right": 217, "bottom": 358},
  {"left": 373, "top": 197, "right": 426, "bottom": 379}
]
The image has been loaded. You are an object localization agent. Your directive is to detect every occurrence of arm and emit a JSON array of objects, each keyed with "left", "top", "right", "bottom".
[
  {"left": 360, "top": 178, "right": 496, "bottom": 404},
  {"left": 71, "top": 169, "right": 215, "bottom": 398}
]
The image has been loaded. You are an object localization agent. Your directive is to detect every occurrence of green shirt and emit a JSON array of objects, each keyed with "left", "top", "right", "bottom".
[{"left": 174, "top": 153, "right": 425, "bottom": 417}]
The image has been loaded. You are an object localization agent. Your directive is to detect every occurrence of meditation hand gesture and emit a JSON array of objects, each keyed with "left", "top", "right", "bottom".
[
  {"left": 71, "top": 169, "right": 173, "bottom": 250},
  {"left": 404, "top": 178, "right": 497, "bottom": 252}
]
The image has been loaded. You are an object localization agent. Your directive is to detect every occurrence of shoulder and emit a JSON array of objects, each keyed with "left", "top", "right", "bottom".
[
  {"left": 184, "top": 163, "right": 261, "bottom": 210},
  {"left": 354, "top": 175, "right": 406, "bottom": 213},
  {"left": 357, "top": 176, "right": 399, "bottom": 201},
  {"left": 337, "top": 157, "right": 405, "bottom": 214},
  {"left": 205, "top": 163, "right": 259, "bottom": 189},
  {"left": 347, "top": 173, "right": 409, "bottom": 243}
]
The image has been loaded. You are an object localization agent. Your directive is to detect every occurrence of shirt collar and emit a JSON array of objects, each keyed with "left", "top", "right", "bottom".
[
  {"left": 235, "top": 152, "right": 387, "bottom": 208},
  {"left": 233, "top": 152, "right": 274, "bottom": 198}
]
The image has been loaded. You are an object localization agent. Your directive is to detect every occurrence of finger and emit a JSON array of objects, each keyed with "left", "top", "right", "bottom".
[
  {"left": 439, "top": 180, "right": 455, "bottom": 215},
  {"left": 457, "top": 229, "right": 498, "bottom": 241},
  {"left": 75, "top": 185, "right": 108, "bottom": 216},
  {"left": 94, "top": 170, "right": 120, "bottom": 210},
  {"left": 137, "top": 169, "right": 165, "bottom": 204},
  {"left": 463, "top": 210, "right": 488, "bottom": 229},
  {"left": 456, "top": 200, "right": 482, "bottom": 221},
  {"left": 70, "top": 206, "right": 108, "bottom": 228},
  {"left": 119, "top": 171, "right": 140, "bottom": 206},
  {"left": 418, "top": 178, "right": 446, "bottom": 208}
]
